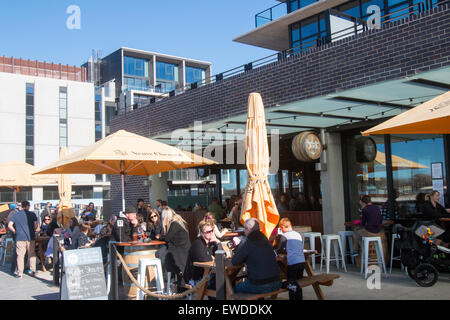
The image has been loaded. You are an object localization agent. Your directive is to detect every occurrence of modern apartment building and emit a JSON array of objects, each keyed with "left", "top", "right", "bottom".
[
  {"left": 83, "top": 47, "right": 212, "bottom": 114},
  {"left": 0, "top": 56, "right": 109, "bottom": 205},
  {"left": 108, "top": 0, "right": 450, "bottom": 233}
]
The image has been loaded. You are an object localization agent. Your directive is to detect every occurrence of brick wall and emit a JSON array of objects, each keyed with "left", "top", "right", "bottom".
[{"left": 110, "top": 4, "right": 450, "bottom": 214}]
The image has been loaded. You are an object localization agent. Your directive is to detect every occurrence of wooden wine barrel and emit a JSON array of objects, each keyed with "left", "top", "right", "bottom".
[
  {"left": 291, "top": 131, "right": 323, "bottom": 162},
  {"left": 355, "top": 137, "right": 377, "bottom": 163},
  {"left": 121, "top": 243, "right": 163, "bottom": 300}
]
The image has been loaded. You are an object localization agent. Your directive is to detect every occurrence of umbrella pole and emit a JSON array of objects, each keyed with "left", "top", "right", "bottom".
[
  {"left": 121, "top": 173, "right": 125, "bottom": 212},
  {"left": 13, "top": 189, "right": 17, "bottom": 204}
]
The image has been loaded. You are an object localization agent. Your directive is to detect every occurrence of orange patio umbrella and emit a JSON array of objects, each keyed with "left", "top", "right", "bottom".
[
  {"left": 0, "top": 160, "right": 58, "bottom": 203},
  {"left": 34, "top": 130, "right": 217, "bottom": 211},
  {"left": 362, "top": 90, "right": 450, "bottom": 135},
  {"left": 240, "top": 93, "right": 280, "bottom": 238}
]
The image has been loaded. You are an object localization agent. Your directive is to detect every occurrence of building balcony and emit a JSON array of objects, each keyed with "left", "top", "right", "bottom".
[{"left": 255, "top": 1, "right": 288, "bottom": 27}]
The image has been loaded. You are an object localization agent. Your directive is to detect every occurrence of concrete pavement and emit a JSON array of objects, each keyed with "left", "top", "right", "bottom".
[{"left": 0, "top": 261, "right": 449, "bottom": 300}]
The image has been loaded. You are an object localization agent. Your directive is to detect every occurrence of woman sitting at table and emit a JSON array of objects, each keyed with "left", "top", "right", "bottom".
[
  {"left": 200, "top": 212, "right": 229, "bottom": 240},
  {"left": 353, "top": 195, "right": 383, "bottom": 255},
  {"left": 184, "top": 220, "right": 223, "bottom": 290},
  {"left": 422, "top": 190, "right": 450, "bottom": 245},
  {"left": 72, "top": 223, "right": 94, "bottom": 249},
  {"left": 146, "top": 209, "right": 164, "bottom": 240},
  {"left": 156, "top": 207, "right": 190, "bottom": 292},
  {"left": 40, "top": 214, "right": 52, "bottom": 236}
]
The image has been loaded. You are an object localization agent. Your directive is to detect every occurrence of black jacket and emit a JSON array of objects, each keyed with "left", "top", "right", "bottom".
[
  {"left": 422, "top": 201, "right": 450, "bottom": 220},
  {"left": 231, "top": 230, "right": 280, "bottom": 285},
  {"left": 112, "top": 214, "right": 137, "bottom": 243},
  {"left": 147, "top": 221, "right": 164, "bottom": 240},
  {"left": 164, "top": 221, "right": 191, "bottom": 274},
  {"left": 184, "top": 237, "right": 222, "bottom": 282}
]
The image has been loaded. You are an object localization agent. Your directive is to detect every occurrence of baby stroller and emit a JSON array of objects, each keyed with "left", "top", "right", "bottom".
[{"left": 396, "top": 221, "right": 450, "bottom": 287}]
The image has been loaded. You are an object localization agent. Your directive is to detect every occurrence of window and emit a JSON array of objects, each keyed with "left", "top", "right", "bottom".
[
  {"left": 95, "top": 94, "right": 102, "bottom": 141},
  {"left": 59, "top": 87, "right": 68, "bottom": 148},
  {"left": 25, "top": 83, "right": 34, "bottom": 165},
  {"left": 290, "top": 13, "right": 327, "bottom": 52},
  {"left": 221, "top": 169, "right": 237, "bottom": 198},
  {"left": 185, "top": 66, "right": 205, "bottom": 85},
  {"left": 124, "top": 56, "right": 149, "bottom": 77},
  {"left": 156, "top": 61, "right": 179, "bottom": 93}
]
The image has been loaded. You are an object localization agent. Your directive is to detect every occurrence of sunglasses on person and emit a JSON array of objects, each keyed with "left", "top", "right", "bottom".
[
  {"left": 150, "top": 215, "right": 158, "bottom": 219},
  {"left": 203, "top": 229, "right": 213, "bottom": 234}
]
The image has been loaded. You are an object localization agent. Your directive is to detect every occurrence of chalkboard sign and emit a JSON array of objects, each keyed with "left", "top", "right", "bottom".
[{"left": 60, "top": 247, "right": 107, "bottom": 300}]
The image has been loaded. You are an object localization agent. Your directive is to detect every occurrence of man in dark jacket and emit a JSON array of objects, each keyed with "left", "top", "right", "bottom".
[
  {"left": 231, "top": 218, "right": 281, "bottom": 294},
  {"left": 112, "top": 206, "right": 138, "bottom": 245}
]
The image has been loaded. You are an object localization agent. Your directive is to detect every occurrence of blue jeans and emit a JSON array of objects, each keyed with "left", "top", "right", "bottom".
[{"left": 234, "top": 280, "right": 281, "bottom": 294}]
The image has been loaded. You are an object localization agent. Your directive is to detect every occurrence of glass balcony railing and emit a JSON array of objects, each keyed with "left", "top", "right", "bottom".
[{"left": 255, "top": 2, "right": 287, "bottom": 27}]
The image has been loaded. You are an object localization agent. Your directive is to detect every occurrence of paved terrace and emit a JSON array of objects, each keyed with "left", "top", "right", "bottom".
[{"left": 0, "top": 262, "right": 448, "bottom": 300}]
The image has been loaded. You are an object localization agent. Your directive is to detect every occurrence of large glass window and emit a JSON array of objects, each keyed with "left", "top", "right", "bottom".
[
  {"left": 185, "top": 66, "right": 205, "bottom": 85},
  {"left": 391, "top": 135, "right": 447, "bottom": 216},
  {"left": 290, "top": 13, "right": 327, "bottom": 52},
  {"left": 239, "top": 169, "right": 248, "bottom": 193},
  {"left": 124, "top": 56, "right": 149, "bottom": 77},
  {"left": 344, "top": 134, "right": 387, "bottom": 220},
  {"left": 156, "top": 61, "right": 179, "bottom": 93},
  {"left": 221, "top": 169, "right": 237, "bottom": 198}
]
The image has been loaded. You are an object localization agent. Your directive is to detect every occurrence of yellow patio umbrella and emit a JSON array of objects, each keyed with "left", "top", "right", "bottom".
[
  {"left": 0, "top": 160, "right": 58, "bottom": 203},
  {"left": 240, "top": 93, "right": 280, "bottom": 238},
  {"left": 362, "top": 90, "right": 450, "bottom": 135},
  {"left": 57, "top": 147, "right": 74, "bottom": 227},
  {"left": 34, "top": 130, "right": 217, "bottom": 211}
]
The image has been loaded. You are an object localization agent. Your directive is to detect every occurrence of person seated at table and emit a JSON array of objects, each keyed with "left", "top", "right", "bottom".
[
  {"left": 72, "top": 223, "right": 94, "bottom": 249},
  {"left": 136, "top": 199, "right": 147, "bottom": 221},
  {"left": 422, "top": 190, "right": 450, "bottom": 244},
  {"left": 200, "top": 212, "right": 229, "bottom": 240},
  {"left": 156, "top": 207, "right": 190, "bottom": 292},
  {"left": 184, "top": 220, "right": 223, "bottom": 290},
  {"left": 136, "top": 213, "right": 147, "bottom": 233},
  {"left": 146, "top": 209, "right": 164, "bottom": 240},
  {"left": 40, "top": 214, "right": 52, "bottom": 236},
  {"left": 111, "top": 206, "right": 139, "bottom": 244},
  {"left": 353, "top": 195, "right": 383, "bottom": 254},
  {"left": 81, "top": 206, "right": 95, "bottom": 223},
  {"left": 277, "top": 193, "right": 290, "bottom": 212},
  {"left": 276, "top": 217, "right": 305, "bottom": 300},
  {"left": 231, "top": 218, "right": 281, "bottom": 294},
  {"left": 92, "top": 223, "right": 114, "bottom": 264}
]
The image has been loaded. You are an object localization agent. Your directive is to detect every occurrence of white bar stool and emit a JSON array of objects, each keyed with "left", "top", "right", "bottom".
[
  {"left": 390, "top": 233, "right": 404, "bottom": 273},
  {"left": 361, "top": 236, "right": 387, "bottom": 279},
  {"left": 320, "top": 234, "right": 347, "bottom": 274},
  {"left": 303, "top": 232, "right": 322, "bottom": 270},
  {"left": 338, "top": 231, "right": 355, "bottom": 264},
  {"left": 136, "top": 258, "right": 165, "bottom": 300}
]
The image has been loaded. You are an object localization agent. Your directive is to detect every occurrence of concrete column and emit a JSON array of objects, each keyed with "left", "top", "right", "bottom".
[
  {"left": 149, "top": 172, "right": 168, "bottom": 207},
  {"left": 179, "top": 60, "right": 186, "bottom": 89},
  {"left": 151, "top": 56, "right": 157, "bottom": 88},
  {"left": 32, "top": 187, "right": 43, "bottom": 202},
  {"left": 320, "top": 132, "right": 346, "bottom": 234}
]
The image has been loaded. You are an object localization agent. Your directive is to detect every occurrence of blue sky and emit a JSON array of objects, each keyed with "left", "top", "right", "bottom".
[{"left": 0, "top": 0, "right": 277, "bottom": 74}]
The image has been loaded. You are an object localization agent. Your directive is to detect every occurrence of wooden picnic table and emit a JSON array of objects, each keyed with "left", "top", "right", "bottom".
[{"left": 193, "top": 249, "right": 339, "bottom": 300}]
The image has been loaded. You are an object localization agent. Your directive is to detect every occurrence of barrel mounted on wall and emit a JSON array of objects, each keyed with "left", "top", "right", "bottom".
[
  {"left": 291, "top": 131, "right": 323, "bottom": 162},
  {"left": 355, "top": 137, "right": 377, "bottom": 163}
]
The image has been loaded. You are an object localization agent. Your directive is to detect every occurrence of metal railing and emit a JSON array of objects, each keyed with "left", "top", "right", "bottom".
[
  {"left": 255, "top": 1, "right": 288, "bottom": 27},
  {"left": 136, "top": 0, "right": 447, "bottom": 109}
]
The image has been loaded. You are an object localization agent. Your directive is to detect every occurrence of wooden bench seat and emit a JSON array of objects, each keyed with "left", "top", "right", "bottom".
[{"left": 229, "top": 273, "right": 340, "bottom": 300}]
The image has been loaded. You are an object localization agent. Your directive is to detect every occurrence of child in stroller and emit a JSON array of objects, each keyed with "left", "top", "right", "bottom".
[{"left": 395, "top": 220, "right": 450, "bottom": 287}]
